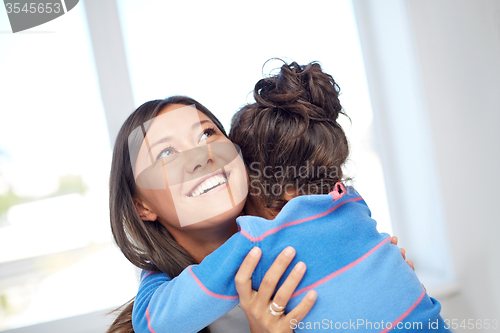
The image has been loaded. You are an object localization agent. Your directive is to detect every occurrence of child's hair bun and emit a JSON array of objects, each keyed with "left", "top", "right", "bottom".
[
  {"left": 253, "top": 61, "right": 345, "bottom": 127},
  {"left": 229, "top": 60, "right": 350, "bottom": 210}
]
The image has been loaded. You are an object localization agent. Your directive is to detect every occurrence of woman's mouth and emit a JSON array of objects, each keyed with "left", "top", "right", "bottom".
[{"left": 187, "top": 172, "right": 229, "bottom": 197}]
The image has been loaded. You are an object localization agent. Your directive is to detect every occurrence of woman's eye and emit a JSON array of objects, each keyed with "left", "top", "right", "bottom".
[
  {"left": 157, "top": 147, "right": 177, "bottom": 160},
  {"left": 199, "top": 128, "right": 216, "bottom": 142}
]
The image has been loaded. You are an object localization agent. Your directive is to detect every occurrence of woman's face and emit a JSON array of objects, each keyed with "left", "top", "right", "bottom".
[{"left": 132, "top": 104, "right": 248, "bottom": 230}]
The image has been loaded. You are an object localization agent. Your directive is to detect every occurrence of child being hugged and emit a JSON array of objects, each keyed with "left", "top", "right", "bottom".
[{"left": 130, "top": 62, "right": 450, "bottom": 333}]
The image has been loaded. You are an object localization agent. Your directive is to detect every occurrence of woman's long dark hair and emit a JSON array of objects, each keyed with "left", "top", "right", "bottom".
[
  {"left": 107, "top": 96, "right": 224, "bottom": 333},
  {"left": 230, "top": 61, "right": 350, "bottom": 210}
]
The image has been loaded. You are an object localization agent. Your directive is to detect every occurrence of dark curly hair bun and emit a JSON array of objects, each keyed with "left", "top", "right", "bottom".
[
  {"left": 254, "top": 61, "right": 346, "bottom": 132},
  {"left": 230, "top": 60, "right": 350, "bottom": 210}
]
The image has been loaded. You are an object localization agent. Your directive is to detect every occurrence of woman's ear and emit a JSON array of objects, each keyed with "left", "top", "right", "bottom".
[{"left": 133, "top": 197, "right": 158, "bottom": 222}]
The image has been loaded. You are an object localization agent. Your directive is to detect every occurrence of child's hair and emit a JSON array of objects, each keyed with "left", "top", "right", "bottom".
[
  {"left": 230, "top": 61, "right": 349, "bottom": 210},
  {"left": 107, "top": 96, "right": 220, "bottom": 333}
]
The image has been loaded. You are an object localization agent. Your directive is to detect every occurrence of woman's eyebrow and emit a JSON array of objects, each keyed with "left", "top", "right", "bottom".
[
  {"left": 146, "top": 120, "right": 214, "bottom": 153},
  {"left": 192, "top": 119, "right": 213, "bottom": 130},
  {"left": 147, "top": 135, "right": 173, "bottom": 154}
]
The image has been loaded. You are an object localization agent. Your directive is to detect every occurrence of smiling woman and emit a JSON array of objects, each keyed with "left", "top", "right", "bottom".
[
  {"left": 108, "top": 96, "right": 255, "bottom": 333},
  {"left": 109, "top": 96, "right": 244, "bottom": 278}
]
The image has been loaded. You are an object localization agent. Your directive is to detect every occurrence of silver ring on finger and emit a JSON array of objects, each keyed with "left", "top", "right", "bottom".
[
  {"left": 269, "top": 302, "right": 285, "bottom": 316},
  {"left": 271, "top": 301, "right": 285, "bottom": 311}
]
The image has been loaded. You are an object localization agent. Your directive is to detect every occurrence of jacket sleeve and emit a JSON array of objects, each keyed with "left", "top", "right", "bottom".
[{"left": 132, "top": 231, "right": 255, "bottom": 333}]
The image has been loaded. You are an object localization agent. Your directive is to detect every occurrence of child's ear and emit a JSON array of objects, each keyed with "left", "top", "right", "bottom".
[{"left": 133, "top": 197, "right": 158, "bottom": 222}]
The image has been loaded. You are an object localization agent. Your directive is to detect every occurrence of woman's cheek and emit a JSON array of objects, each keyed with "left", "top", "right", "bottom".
[
  {"left": 143, "top": 187, "right": 181, "bottom": 227},
  {"left": 226, "top": 155, "right": 248, "bottom": 206}
]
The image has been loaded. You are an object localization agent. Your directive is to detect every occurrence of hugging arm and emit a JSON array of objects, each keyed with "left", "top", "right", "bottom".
[
  {"left": 132, "top": 232, "right": 252, "bottom": 333},
  {"left": 132, "top": 236, "right": 318, "bottom": 333},
  {"left": 133, "top": 267, "right": 239, "bottom": 333}
]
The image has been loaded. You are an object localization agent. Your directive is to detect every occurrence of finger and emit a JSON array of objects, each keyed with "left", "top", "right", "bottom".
[
  {"left": 391, "top": 236, "right": 398, "bottom": 245},
  {"left": 286, "top": 290, "right": 317, "bottom": 324},
  {"left": 407, "top": 260, "right": 414, "bottom": 271},
  {"left": 257, "top": 246, "right": 295, "bottom": 306},
  {"left": 235, "top": 247, "right": 261, "bottom": 303},
  {"left": 400, "top": 248, "right": 406, "bottom": 260},
  {"left": 272, "top": 261, "right": 307, "bottom": 310}
]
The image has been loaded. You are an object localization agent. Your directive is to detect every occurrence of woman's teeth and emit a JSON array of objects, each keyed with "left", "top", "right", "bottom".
[{"left": 189, "top": 174, "right": 227, "bottom": 197}]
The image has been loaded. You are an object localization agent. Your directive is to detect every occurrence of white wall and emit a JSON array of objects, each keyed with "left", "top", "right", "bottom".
[
  {"left": 407, "top": 0, "right": 500, "bottom": 325},
  {"left": 354, "top": 0, "right": 500, "bottom": 329}
]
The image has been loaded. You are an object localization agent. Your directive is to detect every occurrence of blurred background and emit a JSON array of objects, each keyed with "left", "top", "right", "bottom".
[{"left": 0, "top": 0, "right": 498, "bottom": 332}]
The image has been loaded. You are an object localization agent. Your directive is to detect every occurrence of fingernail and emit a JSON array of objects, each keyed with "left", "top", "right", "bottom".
[
  {"left": 295, "top": 262, "right": 305, "bottom": 272},
  {"left": 284, "top": 246, "right": 295, "bottom": 256},
  {"left": 307, "top": 290, "right": 317, "bottom": 300},
  {"left": 250, "top": 247, "right": 260, "bottom": 257}
]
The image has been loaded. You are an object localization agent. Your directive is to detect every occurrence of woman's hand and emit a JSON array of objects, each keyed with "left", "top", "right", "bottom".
[
  {"left": 391, "top": 236, "right": 426, "bottom": 291},
  {"left": 391, "top": 236, "right": 414, "bottom": 270},
  {"left": 235, "top": 246, "right": 316, "bottom": 333}
]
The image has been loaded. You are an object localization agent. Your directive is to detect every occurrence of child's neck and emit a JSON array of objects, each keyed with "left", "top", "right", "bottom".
[{"left": 244, "top": 192, "right": 296, "bottom": 220}]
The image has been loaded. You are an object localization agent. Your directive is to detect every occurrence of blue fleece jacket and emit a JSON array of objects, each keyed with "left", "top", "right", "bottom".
[{"left": 132, "top": 187, "right": 450, "bottom": 333}]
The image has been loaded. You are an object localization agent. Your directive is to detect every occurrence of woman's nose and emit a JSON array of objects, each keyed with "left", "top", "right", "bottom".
[{"left": 184, "top": 145, "right": 213, "bottom": 173}]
